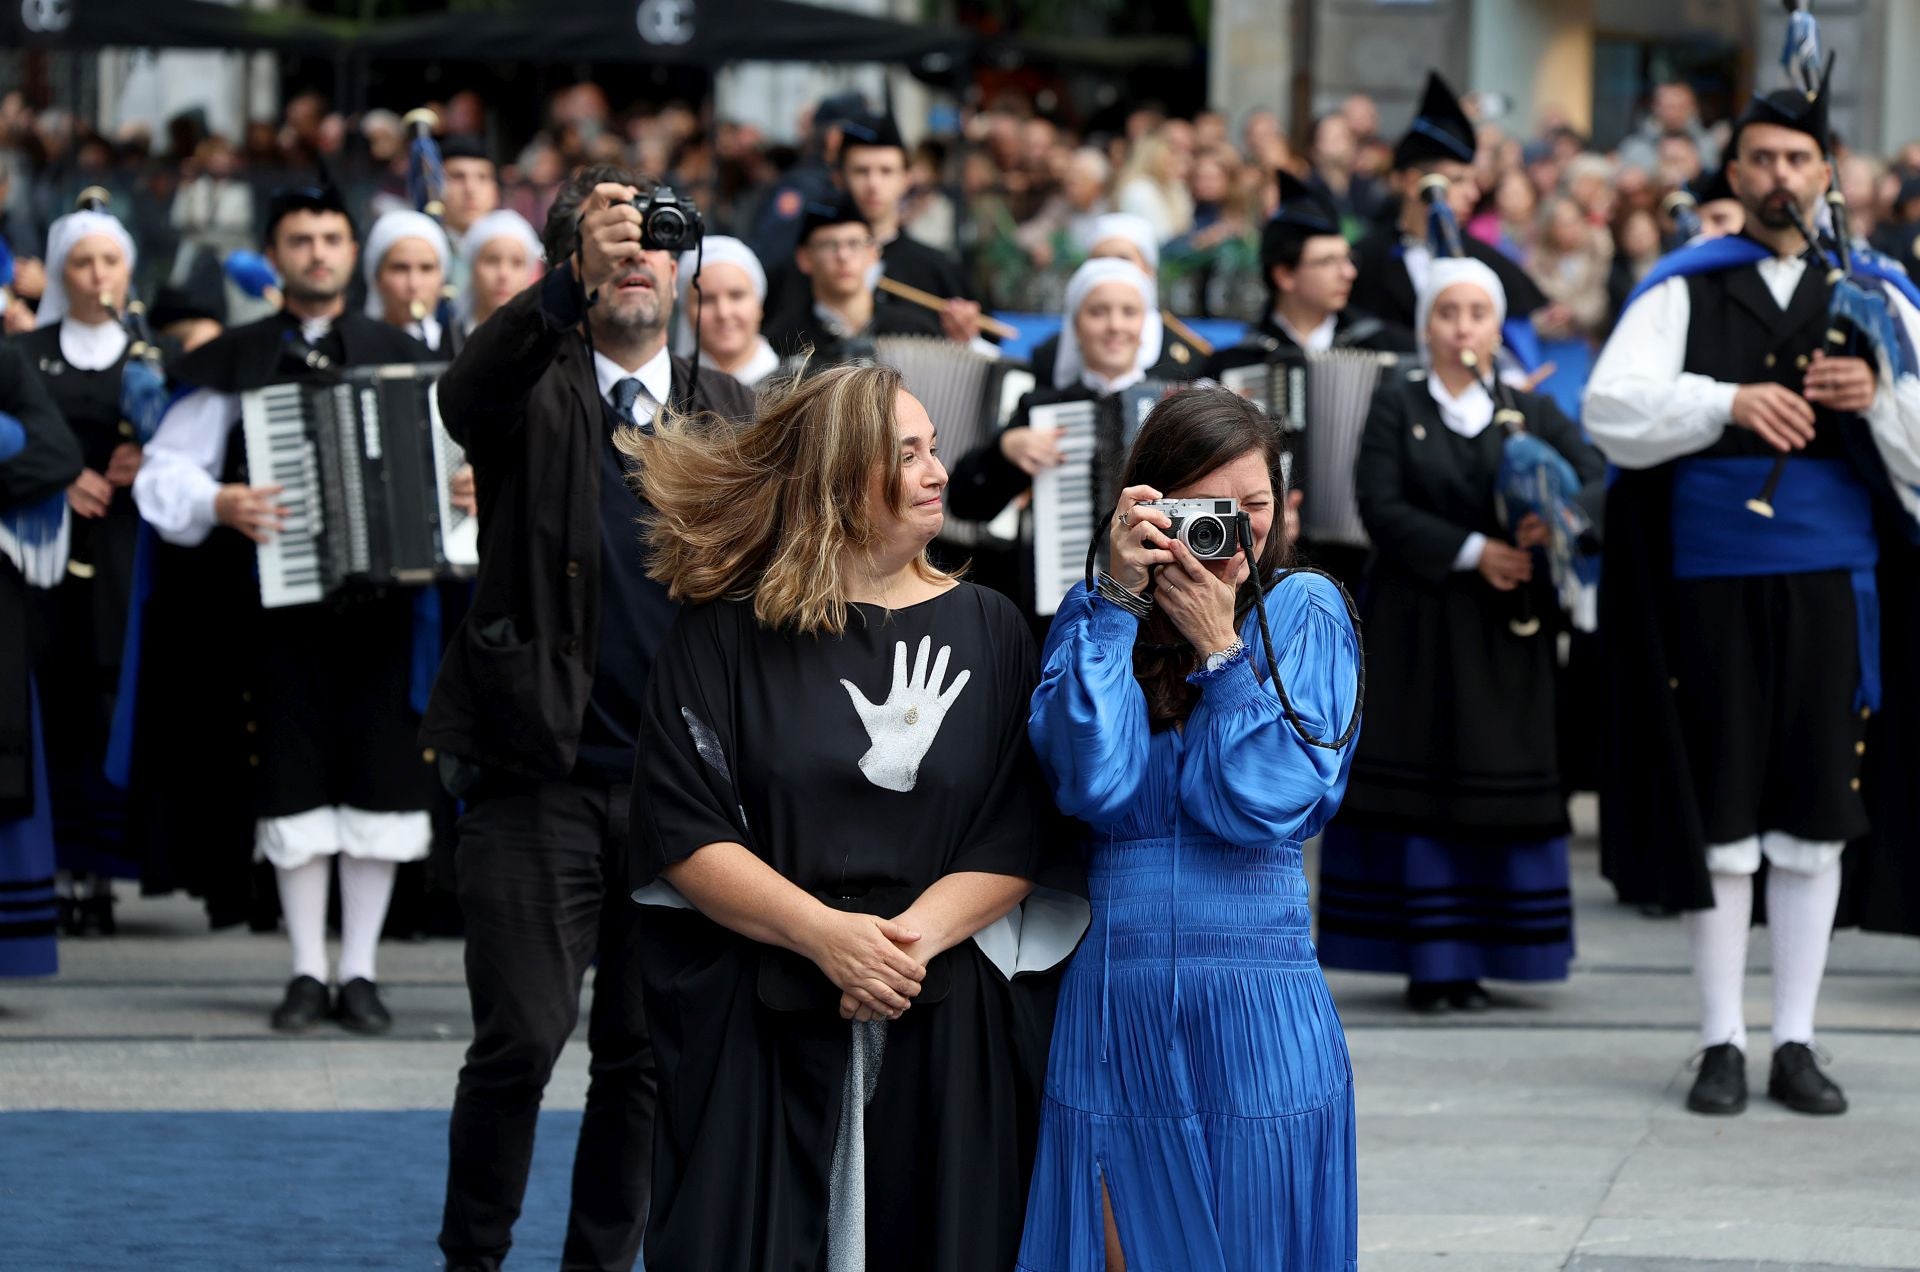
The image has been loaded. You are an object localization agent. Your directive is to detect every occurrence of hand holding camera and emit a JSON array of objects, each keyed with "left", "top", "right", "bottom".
[
  {"left": 1143, "top": 498, "right": 1247, "bottom": 656},
  {"left": 576, "top": 181, "right": 643, "bottom": 295}
]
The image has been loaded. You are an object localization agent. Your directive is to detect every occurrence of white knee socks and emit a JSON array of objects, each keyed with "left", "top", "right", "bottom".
[
  {"left": 275, "top": 858, "right": 333, "bottom": 983},
  {"left": 272, "top": 855, "right": 399, "bottom": 984},
  {"left": 1767, "top": 860, "right": 1842, "bottom": 1049},
  {"left": 1686, "top": 870, "right": 1753, "bottom": 1053},
  {"left": 336, "top": 855, "right": 398, "bottom": 985}
]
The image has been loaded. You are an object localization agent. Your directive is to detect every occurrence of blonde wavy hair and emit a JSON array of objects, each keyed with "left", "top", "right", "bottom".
[{"left": 619, "top": 360, "right": 951, "bottom": 636}]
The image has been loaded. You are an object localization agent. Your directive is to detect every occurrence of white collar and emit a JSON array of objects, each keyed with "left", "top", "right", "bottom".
[
  {"left": 297, "top": 315, "right": 333, "bottom": 345},
  {"left": 1272, "top": 310, "right": 1337, "bottom": 353},
  {"left": 1755, "top": 252, "right": 1808, "bottom": 309},
  {"left": 593, "top": 343, "right": 674, "bottom": 409},
  {"left": 721, "top": 337, "right": 781, "bottom": 388},
  {"left": 1426, "top": 370, "right": 1495, "bottom": 439},
  {"left": 407, "top": 315, "right": 445, "bottom": 352},
  {"left": 1080, "top": 365, "right": 1145, "bottom": 396},
  {"left": 58, "top": 317, "right": 129, "bottom": 371}
]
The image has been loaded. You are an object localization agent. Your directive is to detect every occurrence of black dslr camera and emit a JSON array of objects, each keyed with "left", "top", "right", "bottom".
[{"left": 631, "top": 185, "right": 705, "bottom": 253}]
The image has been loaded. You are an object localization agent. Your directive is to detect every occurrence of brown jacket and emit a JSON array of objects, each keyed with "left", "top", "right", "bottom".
[{"left": 420, "top": 263, "right": 755, "bottom": 780}]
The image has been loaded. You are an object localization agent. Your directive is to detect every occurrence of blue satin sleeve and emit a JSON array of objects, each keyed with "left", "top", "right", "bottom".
[
  {"left": 1029, "top": 582, "right": 1151, "bottom": 827},
  {"left": 1179, "top": 573, "right": 1360, "bottom": 846}
]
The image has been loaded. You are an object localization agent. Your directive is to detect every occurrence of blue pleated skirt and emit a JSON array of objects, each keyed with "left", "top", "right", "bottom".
[
  {"left": 1, "top": 683, "right": 58, "bottom": 979},
  {"left": 1018, "top": 831, "right": 1357, "bottom": 1272},
  {"left": 1315, "top": 826, "right": 1574, "bottom": 983}
]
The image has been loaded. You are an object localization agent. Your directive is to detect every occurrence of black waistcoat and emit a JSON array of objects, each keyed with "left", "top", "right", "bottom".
[{"left": 1682, "top": 258, "right": 1848, "bottom": 460}]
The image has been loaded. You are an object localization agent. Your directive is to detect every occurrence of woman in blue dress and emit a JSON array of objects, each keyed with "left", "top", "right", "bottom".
[{"left": 1019, "top": 387, "right": 1363, "bottom": 1271}]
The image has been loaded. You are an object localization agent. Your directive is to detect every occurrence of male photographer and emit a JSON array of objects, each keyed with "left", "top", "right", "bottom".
[{"left": 425, "top": 167, "right": 753, "bottom": 1272}]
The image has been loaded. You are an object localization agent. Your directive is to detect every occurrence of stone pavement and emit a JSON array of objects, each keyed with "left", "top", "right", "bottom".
[{"left": 2, "top": 804, "right": 1917, "bottom": 1271}]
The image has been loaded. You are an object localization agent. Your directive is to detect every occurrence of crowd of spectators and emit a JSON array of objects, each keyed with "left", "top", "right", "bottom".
[{"left": 5, "top": 78, "right": 1920, "bottom": 355}]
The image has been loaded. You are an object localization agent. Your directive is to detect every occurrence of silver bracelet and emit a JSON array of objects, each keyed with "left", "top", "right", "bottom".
[{"left": 1095, "top": 572, "right": 1152, "bottom": 618}]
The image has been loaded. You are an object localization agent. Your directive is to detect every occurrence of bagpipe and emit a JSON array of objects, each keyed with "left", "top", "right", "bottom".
[
  {"left": 403, "top": 107, "right": 462, "bottom": 336},
  {"left": 1422, "top": 177, "right": 1598, "bottom": 634},
  {"left": 1747, "top": 0, "right": 1919, "bottom": 519},
  {"left": 73, "top": 188, "right": 170, "bottom": 445}
]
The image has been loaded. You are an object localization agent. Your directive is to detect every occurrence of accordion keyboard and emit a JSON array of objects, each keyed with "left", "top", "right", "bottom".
[{"left": 241, "top": 382, "right": 326, "bottom": 609}]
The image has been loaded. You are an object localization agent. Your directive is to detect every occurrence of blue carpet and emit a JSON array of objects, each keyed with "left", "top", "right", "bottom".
[{"left": 0, "top": 1110, "right": 582, "bottom": 1269}]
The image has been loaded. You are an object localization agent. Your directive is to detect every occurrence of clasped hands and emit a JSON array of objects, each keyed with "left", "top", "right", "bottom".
[
  {"left": 1732, "top": 351, "right": 1877, "bottom": 451},
  {"left": 801, "top": 905, "right": 929, "bottom": 1023}
]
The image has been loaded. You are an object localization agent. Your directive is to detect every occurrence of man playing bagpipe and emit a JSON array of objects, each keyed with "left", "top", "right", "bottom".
[
  {"left": 1350, "top": 72, "right": 1550, "bottom": 365},
  {"left": 1586, "top": 35, "right": 1920, "bottom": 1118}
]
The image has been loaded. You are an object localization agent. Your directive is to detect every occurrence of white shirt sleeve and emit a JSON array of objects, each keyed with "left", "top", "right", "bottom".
[
  {"left": 1582, "top": 276, "right": 1740, "bottom": 469},
  {"left": 1861, "top": 286, "right": 1920, "bottom": 506},
  {"left": 1452, "top": 531, "right": 1487, "bottom": 571},
  {"left": 132, "top": 388, "right": 236, "bottom": 547}
]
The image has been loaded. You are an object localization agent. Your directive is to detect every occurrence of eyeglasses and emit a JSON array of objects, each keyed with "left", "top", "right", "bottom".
[
  {"left": 1297, "top": 252, "right": 1352, "bottom": 271},
  {"left": 809, "top": 236, "right": 874, "bottom": 257}
]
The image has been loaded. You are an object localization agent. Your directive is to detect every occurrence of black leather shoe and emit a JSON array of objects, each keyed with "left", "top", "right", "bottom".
[
  {"left": 1685, "top": 1042, "right": 1748, "bottom": 1115},
  {"left": 1768, "top": 1042, "right": 1847, "bottom": 1115},
  {"left": 334, "top": 978, "right": 393, "bottom": 1035},
  {"left": 1447, "top": 981, "right": 1493, "bottom": 1011},
  {"left": 270, "top": 976, "right": 332, "bottom": 1033},
  {"left": 1406, "top": 982, "right": 1451, "bottom": 1014}
]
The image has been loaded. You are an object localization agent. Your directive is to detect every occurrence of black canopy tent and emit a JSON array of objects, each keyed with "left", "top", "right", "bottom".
[
  {"left": 4, "top": 0, "right": 358, "bottom": 54},
  {"left": 6, "top": 0, "right": 971, "bottom": 71},
  {"left": 356, "top": 0, "right": 970, "bottom": 73}
]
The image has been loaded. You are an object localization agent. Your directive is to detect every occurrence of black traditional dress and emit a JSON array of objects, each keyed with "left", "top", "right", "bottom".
[
  {"left": 1, "top": 339, "right": 83, "bottom": 977},
  {"left": 1316, "top": 371, "right": 1602, "bottom": 984},
  {"left": 16, "top": 320, "right": 144, "bottom": 881},
  {"left": 629, "top": 583, "right": 1086, "bottom": 1272}
]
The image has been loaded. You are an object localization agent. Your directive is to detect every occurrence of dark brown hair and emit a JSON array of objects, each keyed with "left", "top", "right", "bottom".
[
  {"left": 1120, "top": 387, "right": 1292, "bottom": 731},
  {"left": 540, "top": 163, "right": 655, "bottom": 269}
]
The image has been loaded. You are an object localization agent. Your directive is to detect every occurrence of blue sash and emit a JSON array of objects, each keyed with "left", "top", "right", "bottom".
[{"left": 1671, "top": 458, "right": 1880, "bottom": 710}]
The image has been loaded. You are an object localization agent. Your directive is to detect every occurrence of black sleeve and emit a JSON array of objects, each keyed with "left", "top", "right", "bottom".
[
  {"left": 946, "top": 391, "right": 1034, "bottom": 522},
  {"left": 945, "top": 590, "right": 1057, "bottom": 884},
  {"left": 0, "top": 339, "right": 84, "bottom": 510},
  {"left": 1353, "top": 382, "right": 1478, "bottom": 585},
  {"left": 436, "top": 262, "right": 585, "bottom": 454},
  {"left": 628, "top": 605, "right": 752, "bottom": 888}
]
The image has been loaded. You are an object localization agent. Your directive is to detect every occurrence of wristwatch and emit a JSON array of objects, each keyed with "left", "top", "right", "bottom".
[{"left": 1202, "top": 639, "right": 1246, "bottom": 674}]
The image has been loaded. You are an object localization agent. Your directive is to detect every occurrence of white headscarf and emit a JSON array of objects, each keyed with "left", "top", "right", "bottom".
[
  {"left": 457, "top": 209, "right": 544, "bottom": 323},
  {"left": 460, "top": 208, "right": 543, "bottom": 266},
  {"left": 1076, "top": 211, "right": 1161, "bottom": 275},
  {"left": 1053, "top": 258, "right": 1163, "bottom": 391},
  {"left": 361, "top": 210, "right": 452, "bottom": 319},
  {"left": 36, "top": 210, "right": 137, "bottom": 328},
  {"left": 1413, "top": 256, "right": 1507, "bottom": 359},
  {"left": 672, "top": 236, "right": 767, "bottom": 357}
]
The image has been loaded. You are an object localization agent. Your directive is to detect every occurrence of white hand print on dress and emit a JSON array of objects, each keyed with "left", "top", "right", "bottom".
[{"left": 839, "top": 635, "right": 972, "bottom": 792}]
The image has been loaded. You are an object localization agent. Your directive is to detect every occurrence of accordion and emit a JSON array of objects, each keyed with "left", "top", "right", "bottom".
[
  {"left": 1220, "top": 348, "right": 1407, "bottom": 548},
  {"left": 1028, "top": 380, "right": 1181, "bottom": 617},
  {"left": 240, "top": 362, "right": 477, "bottom": 609},
  {"left": 873, "top": 336, "right": 1035, "bottom": 546}
]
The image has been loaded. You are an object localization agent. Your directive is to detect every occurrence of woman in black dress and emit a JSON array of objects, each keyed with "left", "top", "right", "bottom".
[
  {"left": 17, "top": 207, "right": 149, "bottom": 932},
  {"left": 625, "top": 362, "right": 1087, "bottom": 1271},
  {"left": 1316, "top": 257, "right": 1604, "bottom": 1011}
]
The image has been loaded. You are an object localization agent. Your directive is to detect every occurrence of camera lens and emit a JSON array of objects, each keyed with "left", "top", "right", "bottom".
[
  {"left": 1186, "top": 516, "right": 1226, "bottom": 557},
  {"left": 647, "top": 206, "right": 690, "bottom": 251}
]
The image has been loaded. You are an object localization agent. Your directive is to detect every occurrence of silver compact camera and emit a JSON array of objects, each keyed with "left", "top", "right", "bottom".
[{"left": 1134, "top": 498, "right": 1242, "bottom": 559}]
